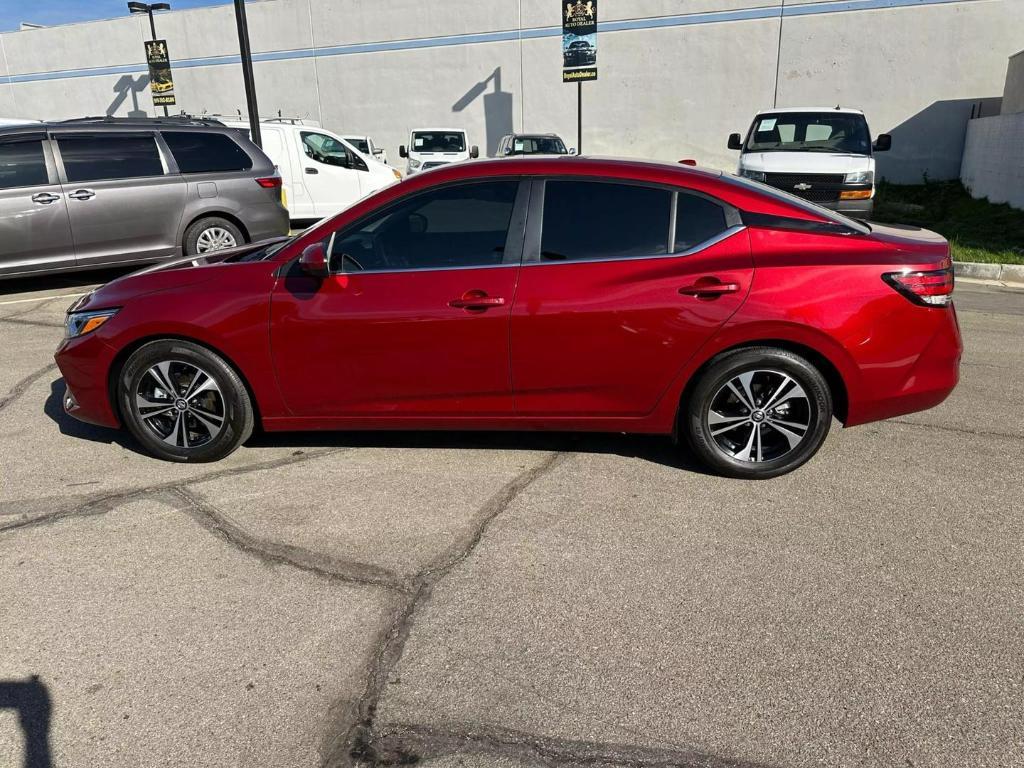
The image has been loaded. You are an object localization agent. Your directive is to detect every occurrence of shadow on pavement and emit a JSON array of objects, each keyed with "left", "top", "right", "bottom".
[
  {"left": 0, "top": 267, "right": 137, "bottom": 298},
  {"left": 0, "top": 676, "right": 53, "bottom": 768}
]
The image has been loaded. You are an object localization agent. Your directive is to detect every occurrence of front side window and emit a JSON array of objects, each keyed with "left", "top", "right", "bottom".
[
  {"left": 411, "top": 132, "right": 466, "bottom": 153},
  {"left": 58, "top": 134, "right": 164, "bottom": 183},
  {"left": 674, "top": 193, "right": 729, "bottom": 252},
  {"left": 327, "top": 180, "right": 519, "bottom": 272},
  {"left": 744, "top": 112, "right": 871, "bottom": 155},
  {"left": 540, "top": 180, "right": 671, "bottom": 262},
  {"left": 301, "top": 132, "right": 364, "bottom": 170},
  {"left": 163, "top": 131, "right": 253, "bottom": 174},
  {"left": 0, "top": 139, "right": 49, "bottom": 189}
]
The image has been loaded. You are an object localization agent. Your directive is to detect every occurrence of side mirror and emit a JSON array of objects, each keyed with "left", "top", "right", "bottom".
[
  {"left": 568, "top": 148, "right": 577, "bottom": 155},
  {"left": 503, "top": 146, "right": 514, "bottom": 156},
  {"left": 470, "top": 145, "right": 479, "bottom": 159},
  {"left": 399, "top": 145, "right": 408, "bottom": 158},
  {"left": 298, "top": 242, "right": 329, "bottom": 278},
  {"left": 727, "top": 133, "right": 743, "bottom": 151},
  {"left": 873, "top": 133, "right": 892, "bottom": 152}
]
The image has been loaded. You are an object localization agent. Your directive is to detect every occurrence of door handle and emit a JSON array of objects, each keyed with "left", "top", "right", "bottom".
[
  {"left": 305, "top": 167, "right": 319, "bottom": 175},
  {"left": 678, "top": 280, "right": 740, "bottom": 298},
  {"left": 448, "top": 291, "right": 506, "bottom": 311},
  {"left": 68, "top": 189, "right": 95, "bottom": 200},
  {"left": 31, "top": 192, "right": 60, "bottom": 205}
]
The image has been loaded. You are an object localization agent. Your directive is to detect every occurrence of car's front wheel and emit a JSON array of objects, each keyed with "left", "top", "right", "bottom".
[
  {"left": 118, "top": 340, "right": 254, "bottom": 462},
  {"left": 684, "top": 347, "right": 833, "bottom": 479}
]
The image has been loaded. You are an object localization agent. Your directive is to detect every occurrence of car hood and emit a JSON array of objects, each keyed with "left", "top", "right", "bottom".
[
  {"left": 740, "top": 151, "right": 873, "bottom": 174},
  {"left": 70, "top": 238, "right": 288, "bottom": 313}
]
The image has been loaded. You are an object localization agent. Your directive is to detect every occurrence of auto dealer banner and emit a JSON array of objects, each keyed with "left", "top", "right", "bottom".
[
  {"left": 145, "top": 39, "right": 176, "bottom": 107},
  {"left": 562, "top": 0, "right": 597, "bottom": 82}
]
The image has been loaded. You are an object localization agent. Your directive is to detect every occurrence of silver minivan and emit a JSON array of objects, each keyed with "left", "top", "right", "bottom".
[{"left": 0, "top": 116, "right": 290, "bottom": 279}]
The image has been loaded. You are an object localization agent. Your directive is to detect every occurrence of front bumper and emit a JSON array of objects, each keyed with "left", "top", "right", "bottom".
[{"left": 54, "top": 332, "right": 121, "bottom": 429}]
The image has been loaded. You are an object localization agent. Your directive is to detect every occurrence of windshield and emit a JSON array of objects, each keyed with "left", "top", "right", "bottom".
[
  {"left": 412, "top": 132, "right": 466, "bottom": 153},
  {"left": 346, "top": 138, "right": 370, "bottom": 154},
  {"left": 510, "top": 136, "right": 567, "bottom": 155},
  {"left": 744, "top": 112, "right": 871, "bottom": 154}
]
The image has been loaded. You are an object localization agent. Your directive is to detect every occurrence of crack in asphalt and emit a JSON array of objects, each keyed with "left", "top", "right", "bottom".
[
  {"left": 322, "top": 451, "right": 568, "bottom": 768},
  {"left": 367, "top": 722, "right": 780, "bottom": 768},
  {"left": 889, "top": 417, "right": 1022, "bottom": 442},
  {"left": 0, "top": 317, "right": 65, "bottom": 329},
  {"left": 0, "top": 363, "right": 58, "bottom": 414},
  {"left": 0, "top": 294, "right": 67, "bottom": 321}
]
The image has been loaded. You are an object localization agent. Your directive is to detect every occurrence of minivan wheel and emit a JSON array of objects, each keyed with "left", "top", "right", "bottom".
[
  {"left": 684, "top": 348, "right": 832, "bottom": 479},
  {"left": 184, "top": 217, "right": 244, "bottom": 256},
  {"left": 119, "top": 340, "right": 254, "bottom": 462}
]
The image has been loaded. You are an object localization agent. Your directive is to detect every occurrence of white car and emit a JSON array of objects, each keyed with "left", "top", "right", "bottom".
[
  {"left": 226, "top": 120, "right": 401, "bottom": 222},
  {"left": 343, "top": 135, "right": 389, "bottom": 166},
  {"left": 399, "top": 128, "right": 478, "bottom": 176},
  {"left": 728, "top": 107, "right": 891, "bottom": 218}
]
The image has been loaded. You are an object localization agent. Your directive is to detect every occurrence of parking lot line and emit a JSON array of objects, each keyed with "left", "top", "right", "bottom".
[{"left": 0, "top": 291, "right": 88, "bottom": 306}]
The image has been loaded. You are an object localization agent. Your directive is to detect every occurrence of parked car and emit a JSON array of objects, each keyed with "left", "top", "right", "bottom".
[
  {"left": 0, "top": 116, "right": 289, "bottom": 279},
  {"left": 399, "top": 129, "right": 478, "bottom": 175},
  {"left": 728, "top": 107, "right": 891, "bottom": 218},
  {"left": 498, "top": 133, "right": 574, "bottom": 156},
  {"left": 225, "top": 120, "right": 401, "bottom": 222},
  {"left": 55, "top": 157, "right": 961, "bottom": 478},
  {"left": 343, "top": 135, "right": 389, "bottom": 165},
  {"left": 563, "top": 39, "right": 596, "bottom": 67}
]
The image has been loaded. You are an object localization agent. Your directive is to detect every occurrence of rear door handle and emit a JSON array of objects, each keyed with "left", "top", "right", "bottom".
[
  {"left": 68, "top": 189, "right": 95, "bottom": 200},
  {"left": 31, "top": 192, "right": 60, "bottom": 205},
  {"left": 678, "top": 281, "right": 740, "bottom": 297},
  {"left": 449, "top": 291, "right": 506, "bottom": 311}
]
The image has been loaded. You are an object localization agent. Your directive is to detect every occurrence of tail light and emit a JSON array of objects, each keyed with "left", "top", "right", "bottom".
[
  {"left": 255, "top": 176, "right": 282, "bottom": 189},
  {"left": 883, "top": 258, "right": 954, "bottom": 307}
]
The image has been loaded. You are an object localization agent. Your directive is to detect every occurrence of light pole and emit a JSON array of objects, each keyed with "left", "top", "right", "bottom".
[
  {"left": 233, "top": 0, "right": 262, "bottom": 147},
  {"left": 128, "top": 2, "right": 171, "bottom": 117}
]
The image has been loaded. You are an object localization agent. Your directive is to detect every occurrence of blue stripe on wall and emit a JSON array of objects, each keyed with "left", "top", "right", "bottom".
[{"left": 0, "top": 0, "right": 983, "bottom": 86}]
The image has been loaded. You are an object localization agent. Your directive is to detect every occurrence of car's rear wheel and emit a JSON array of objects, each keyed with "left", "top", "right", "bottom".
[
  {"left": 119, "top": 340, "right": 254, "bottom": 462},
  {"left": 684, "top": 347, "right": 833, "bottom": 479},
  {"left": 184, "top": 217, "right": 244, "bottom": 256}
]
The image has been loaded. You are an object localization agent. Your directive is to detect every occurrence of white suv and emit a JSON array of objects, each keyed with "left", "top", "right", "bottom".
[{"left": 399, "top": 129, "right": 478, "bottom": 176}]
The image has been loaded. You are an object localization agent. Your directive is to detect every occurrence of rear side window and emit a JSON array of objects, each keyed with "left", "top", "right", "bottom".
[
  {"left": 674, "top": 193, "right": 729, "bottom": 252},
  {"left": 163, "top": 131, "right": 253, "bottom": 174},
  {"left": 541, "top": 180, "right": 671, "bottom": 261},
  {"left": 0, "top": 139, "right": 49, "bottom": 189},
  {"left": 58, "top": 134, "right": 163, "bottom": 183}
]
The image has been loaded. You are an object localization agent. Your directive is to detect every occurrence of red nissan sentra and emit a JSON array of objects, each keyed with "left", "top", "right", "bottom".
[{"left": 54, "top": 158, "right": 961, "bottom": 479}]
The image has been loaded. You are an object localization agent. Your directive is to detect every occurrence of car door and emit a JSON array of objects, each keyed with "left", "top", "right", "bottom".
[
  {"left": 270, "top": 178, "right": 529, "bottom": 418},
  {"left": 510, "top": 178, "right": 753, "bottom": 417},
  {"left": 0, "top": 132, "right": 76, "bottom": 276},
  {"left": 298, "top": 130, "right": 365, "bottom": 217},
  {"left": 54, "top": 131, "right": 186, "bottom": 266}
]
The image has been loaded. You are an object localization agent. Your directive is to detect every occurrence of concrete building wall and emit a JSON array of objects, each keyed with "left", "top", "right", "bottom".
[
  {"left": 960, "top": 112, "right": 1024, "bottom": 209},
  {"left": 1002, "top": 50, "right": 1024, "bottom": 115},
  {"left": 0, "top": 0, "right": 1019, "bottom": 182}
]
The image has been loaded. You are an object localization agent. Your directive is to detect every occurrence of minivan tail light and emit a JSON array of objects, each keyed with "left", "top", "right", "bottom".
[
  {"left": 883, "top": 261, "right": 954, "bottom": 307},
  {"left": 255, "top": 176, "right": 282, "bottom": 188}
]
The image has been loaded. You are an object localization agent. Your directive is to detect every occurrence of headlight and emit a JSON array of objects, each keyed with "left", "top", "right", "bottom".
[
  {"left": 408, "top": 159, "right": 422, "bottom": 170},
  {"left": 65, "top": 308, "right": 119, "bottom": 338},
  {"left": 845, "top": 170, "right": 874, "bottom": 184},
  {"left": 740, "top": 169, "right": 766, "bottom": 182}
]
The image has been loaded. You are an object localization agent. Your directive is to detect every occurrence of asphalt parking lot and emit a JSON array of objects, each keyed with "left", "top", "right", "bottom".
[{"left": 1, "top": 271, "right": 1022, "bottom": 768}]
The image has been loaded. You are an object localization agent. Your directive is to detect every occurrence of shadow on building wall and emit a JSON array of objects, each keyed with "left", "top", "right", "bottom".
[
  {"left": 451, "top": 67, "right": 513, "bottom": 157},
  {"left": 107, "top": 75, "right": 149, "bottom": 118},
  {"left": 876, "top": 97, "right": 1002, "bottom": 183},
  {"left": 0, "top": 676, "right": 53, "bottom": 768}
]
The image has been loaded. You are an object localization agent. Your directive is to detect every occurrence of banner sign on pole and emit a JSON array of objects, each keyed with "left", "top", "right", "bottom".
[
  {"left": 145, "top": 39, "right": 177, "bottom": 106},
  {"left": 562, "top": 0, "right": 597, "bottom": 83}
]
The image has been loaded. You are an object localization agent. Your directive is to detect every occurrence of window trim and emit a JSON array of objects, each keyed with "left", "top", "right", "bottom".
[
  {"left": 318, "top": 177, "right": 531, "bottom": 276},
  {"left": 523, "top": 176, "right": 743, "bottom": 267},
  {"left": 52, "top": 131, "right": 169, "bottom": 184}
]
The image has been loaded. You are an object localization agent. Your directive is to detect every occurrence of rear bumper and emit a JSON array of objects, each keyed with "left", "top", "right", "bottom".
[
  {"left": 244, "top": 201, "right": 291, "bottom": 242},
  {"left": 54, "top": 332, "right": 121, "bottom": 429}
]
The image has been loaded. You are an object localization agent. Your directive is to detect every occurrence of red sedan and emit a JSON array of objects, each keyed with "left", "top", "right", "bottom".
[{"left": 55, "top": 158, "right": 961, "bottom": 479}]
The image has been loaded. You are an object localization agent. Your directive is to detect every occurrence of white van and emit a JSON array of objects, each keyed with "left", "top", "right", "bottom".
[
  {"left": 226, "top": 120, "right": 401, "bottom": 222},
  {"left": 728, "top": 107, "right": 891, "bottom": 218},
  {"left": 398, "top": 128, "right": 478, "bottom": 176}
]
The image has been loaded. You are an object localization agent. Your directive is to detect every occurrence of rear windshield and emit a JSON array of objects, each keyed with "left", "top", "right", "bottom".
[
  {"left": 745, "top": 112, "right": 871, "bottom": 155},
  {"left": 723, "top": 174, "right": 871, "bottom": 234},
  {"left": 412, "top": 132, "right": 466, "bottom": 153}
]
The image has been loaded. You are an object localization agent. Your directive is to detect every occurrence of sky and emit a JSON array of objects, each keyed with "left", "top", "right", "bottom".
[{"left": 0, "top": 0, "right": 231, "bottom": 33}]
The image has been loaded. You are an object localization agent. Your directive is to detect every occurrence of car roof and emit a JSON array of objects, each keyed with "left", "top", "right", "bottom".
[
  {"left": 0, "top": 116, "right": 236, "bottom": 134},
  {"left": 754, "top": 106, "right": 865, "bottom": 116},
  {"left": 506, "top": 133, "right": 562, "bottom": 139},
  {"left": 410, "top": 128, "right": 467, "bottom": 133}
]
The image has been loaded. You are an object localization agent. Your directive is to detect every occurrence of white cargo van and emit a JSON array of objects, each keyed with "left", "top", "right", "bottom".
[
  {"left": 227, "top": 120, "right": 401, "bottom": 222},
  {"left": 398, "top": 128, "right": 478, "bottom": 176},
  {"left": 728, "top": 107, "right": 891, "bottom": 218}
]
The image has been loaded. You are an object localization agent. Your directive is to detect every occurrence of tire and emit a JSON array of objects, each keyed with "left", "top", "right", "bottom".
[
  {"left": 684, "top": 347, "right": 833, "bottom": 479},
  {"left": 183, "top": 217, "right": 244, "bottom": 256},
  {"left": 118, "top": 340, "right": 254, "bottom": 463}
]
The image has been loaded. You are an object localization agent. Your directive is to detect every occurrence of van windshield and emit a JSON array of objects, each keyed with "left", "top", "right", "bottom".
[
  {"left": 745, "top": 112, "right": 871, "bottom": 155},
  {"left": 412, "top": 132, "right": 466, "bottom": 153}
]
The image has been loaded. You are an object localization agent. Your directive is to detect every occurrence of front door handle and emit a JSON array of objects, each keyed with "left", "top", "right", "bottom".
[
  {"left": 305, "top": 167, "right": 319, "bottom": 175},
  {"left": 678, "top": 279, "right": 740, "bottom": 298},
  {"left": 449, "top": 290, "right": 506, "bottom": 311},
  {"left": 31, "top": 192, "right": 60, "bottom": 204},
  {"left": 68, "top": 189, "right": 95, "bottom": 201}
]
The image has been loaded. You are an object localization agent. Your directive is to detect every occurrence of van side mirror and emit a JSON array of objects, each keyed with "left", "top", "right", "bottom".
[
  {"left": 298, "top": 242, "right": 329, "bottom": 278},
  {"left": 728, "top": 133, "right": 743, "bottom": 151},
  {"left": 503, "top": 146, "right": 513, "bottom": 156},
  {"left": 873, "top": 133, "right": 892, "bottom": 152},
  {"left": 399, "top": 145, "right": 408, "bottom": 158},
  {"left": 568, "top": 148, "right": 577, "bottom": 155},
  {"left": 470, "top": 145, "right": 479, "bottom": 159}
]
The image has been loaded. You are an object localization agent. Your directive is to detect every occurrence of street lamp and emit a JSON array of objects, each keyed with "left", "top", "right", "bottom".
[{"left": 128, "top": 2, "right": 172, "bottom": 116}]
